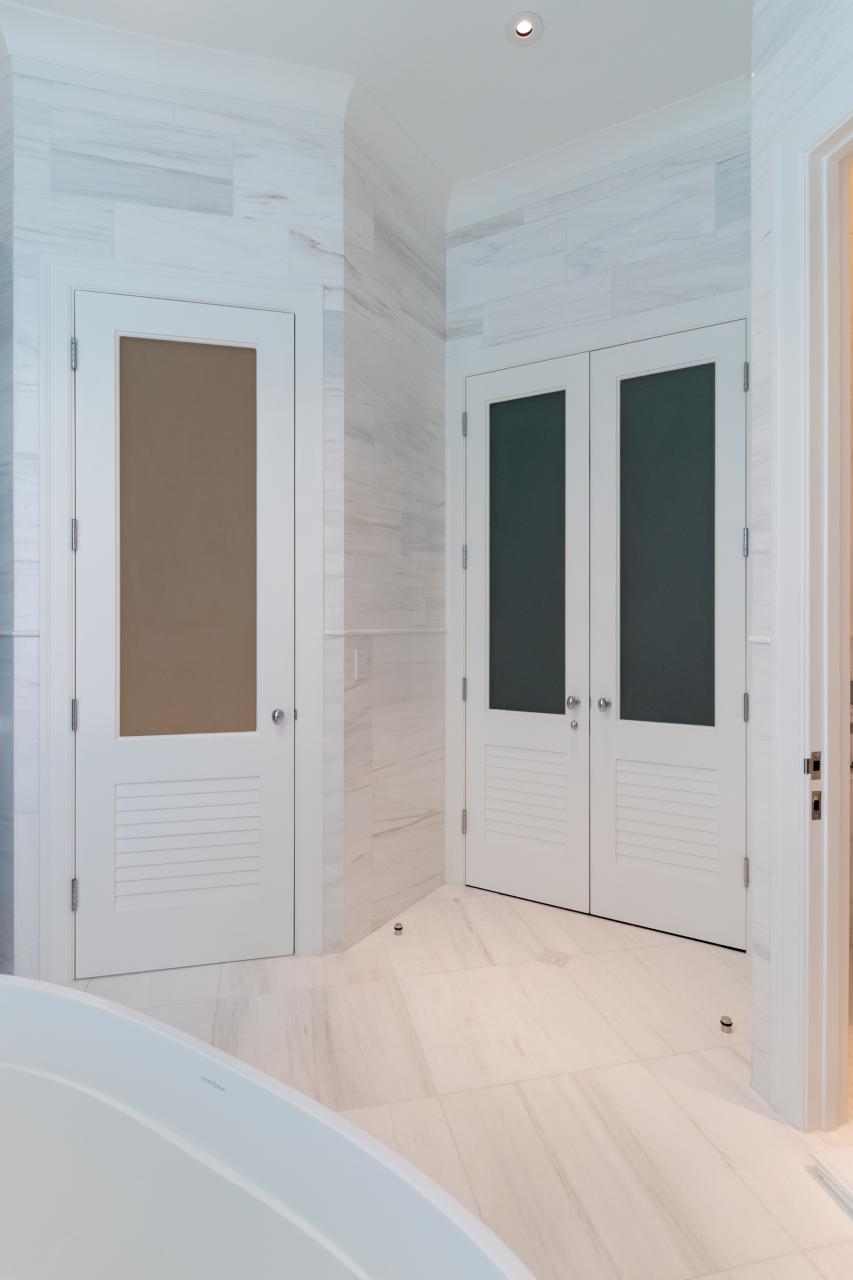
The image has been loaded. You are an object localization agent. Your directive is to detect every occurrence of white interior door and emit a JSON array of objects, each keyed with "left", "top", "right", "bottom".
[
  {"left": 589, "top": 322, "right": 747, "bottom": 947},
  {"left": 465, "top": 356, "right": 590, "bottom": 910},
  {"left": 74, "top": 292, "right": 295, "bottom": 978}
]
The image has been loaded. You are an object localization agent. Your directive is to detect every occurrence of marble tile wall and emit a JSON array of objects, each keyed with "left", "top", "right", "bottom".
[
  {"left": 447, "top": 119, "right": 750, "bottom": 359},
  {"left": 0, "top": 59, "right": 12, "bottom": 973},
  {"left": 333, "top": 122, "right": 446, "bottom": 949},
  {"left": 4, "top": 54, "right": 446, "bottom": 968}
]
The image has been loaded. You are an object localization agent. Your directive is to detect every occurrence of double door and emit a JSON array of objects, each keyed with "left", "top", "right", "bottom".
[{"left": 465, "top": 323, "right": 747, "bottom": 948}]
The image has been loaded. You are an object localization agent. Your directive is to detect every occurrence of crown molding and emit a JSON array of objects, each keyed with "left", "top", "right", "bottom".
[
  {"left": 447, "top": 77, "right": 750, "bottom": 230},
  {"left": 0, "top": 1, "right": 354, "bottom": 119}
]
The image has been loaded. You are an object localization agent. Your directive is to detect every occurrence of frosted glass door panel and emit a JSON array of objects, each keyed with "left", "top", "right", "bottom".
[
  {"left": 119, "top": 338, "right": 258, "bottom": 738},
  {"left": 619, "top": 363, "right": 715, "bottom": 727},
  {"left": 489, "top": 391, "right": 565, "bottom": 715}
]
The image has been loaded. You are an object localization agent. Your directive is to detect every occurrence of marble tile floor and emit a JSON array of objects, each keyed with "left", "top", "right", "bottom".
[{"left": 75, "top": 885, "right": 853, "bottom": 1280}]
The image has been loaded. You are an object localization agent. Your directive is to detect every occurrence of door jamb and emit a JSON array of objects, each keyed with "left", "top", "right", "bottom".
[{"left": 39, "top": 260, "right": 325, "bottom": 985}]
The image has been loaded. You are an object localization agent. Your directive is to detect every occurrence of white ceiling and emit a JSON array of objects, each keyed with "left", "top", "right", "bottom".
[{"left": 8, "top": 0, "right": 751, "bottom": 184}]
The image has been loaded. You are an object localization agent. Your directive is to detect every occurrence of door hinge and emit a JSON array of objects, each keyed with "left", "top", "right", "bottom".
[
  {"left": 462, "top": 676, "right": 468, "bottom": 702},
  {"left": 71, "top": 698, "right": 78, "bottom": 732},
  {"left": 462, "top": 411, "right": 468, "bottom": 437},
  {"left": 70, "top": 337, "right": 78, "bottom": 371},
  {"left": 742, "top": 527, "right": 749, "bottom": 558},
  {"left": 71, "top": 517, "right": 79, "bottom": 552},
  {"left": 461, "top": 808, "right": 467, "bottom": 835},
  {"left": 743, "top": 856, "right": 750, "bottom": 889},
  {"left": 743, "top": 360, "right": 750, "bottom": 392},
  {"left": 71, "top": 878, "right": 79, "bottom": 912},
  {"left": 462, "top": 544, "right": 468, "bottom": 570},
  {"left": 743, "top": 692, "right": 749, "bottom": 723}
]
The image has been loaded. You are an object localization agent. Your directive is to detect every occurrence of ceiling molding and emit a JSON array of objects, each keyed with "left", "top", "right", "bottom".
[
  {"left": 0, "top": 1, "right": 354, "bottom": 118},
  {"left": 447, "top": 76, "right": 750, "bottom": 229}
]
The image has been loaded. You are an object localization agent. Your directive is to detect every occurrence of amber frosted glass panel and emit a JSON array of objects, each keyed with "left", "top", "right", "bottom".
[
  {"left": 619, "top": 363, "right": 715, "bottom": 727},
  {"left": 489, "top": 391, "right": 566, "bottom": 714},
  {"left": 119, "top": 338, "right": 257, "bottom": 736}
]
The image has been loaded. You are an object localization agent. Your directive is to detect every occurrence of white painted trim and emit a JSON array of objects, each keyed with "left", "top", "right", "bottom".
[
  {"left": 444, "top": 291, "right": 750, "bottom": 887},
  {"left": 770, "top": 94, "right": 853, "bottom": 1130},
  {"left": 447, "top": 78, "right": 750, "bottom": 230},
  {"left": 39, "top": 260, "right": 326, "bottom": 985},
  {"left": 0, "top": 1, "right": 353, "bottom": 119}
]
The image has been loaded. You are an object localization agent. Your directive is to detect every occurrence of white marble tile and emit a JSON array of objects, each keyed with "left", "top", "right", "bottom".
[
  {"left": 612, "top": 228, "right": 750, "bottom": 316},
  {"left": 143, "top": 999, "right": 218, "bottom": 1043},
  {"left": 510, "top": 896, "right": 673, "bottom": 956},
  {"left": 217, "top": 930, "right": 391, "bottom": 999},
  {"left": 113, "top": 203, "right": 289, "bottom": 280},
  {"left": 211, "top": 979, "right": 435, "bottom": 1110},
  {"left": 399, "top": 960, "right": 635, "bottom": 1093},
  {"left": 649, "top": 1048, "right": 853, "bottom": 1250},
  {"left": 483, "top": 271, "right": 612, "bottom": 346},
  {"left": 382, "top": 892, "right": 542, "bottom": 977},
  {"left": 565, "top": 940, "right": 752, "bottom": 1057},
  {"left": 86, "top": 962, "right": 223, "bottom": 1010},
  {"left": 807, "top": 1241, "right": 853, "bottom": 1278},
  {"left": 446, "top": 211, "right": 566, "bottom": 311},
  {"left": 343, "top": 1096, "right": 479, "bottom": 1213},
  {"left": 443, "top": 1065, "right": 794, "bottom": 1280},
  {"left": 694, "top": 1257, "right": 822, "bottom": 1280}
]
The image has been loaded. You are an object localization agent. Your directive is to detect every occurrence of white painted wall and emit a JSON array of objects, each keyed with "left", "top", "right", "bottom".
[
  {"left": 0, "top": 8, "right": 447, "bottom": 972},
  {"left": 0, "top": 50, "right": 11, "bottom": 973}
]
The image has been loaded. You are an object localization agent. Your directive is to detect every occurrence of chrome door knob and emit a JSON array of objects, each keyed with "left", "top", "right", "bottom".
[
  {"left": 566, "top": 695, "right": 581, "bottom": 709},
  {"left": 271, "top": 708, "right": 286, "bottom": 725},
  {"left": 597, "top": 697, "right": 612, "bottom": 711}
]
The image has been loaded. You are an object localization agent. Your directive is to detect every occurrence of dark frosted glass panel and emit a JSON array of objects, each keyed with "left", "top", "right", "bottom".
[
  {"left": 489, "top": 391, "right": 565, "bottom": 714},
  {"left": 620, "top": 363, "right": 715, "bottom": 727}
]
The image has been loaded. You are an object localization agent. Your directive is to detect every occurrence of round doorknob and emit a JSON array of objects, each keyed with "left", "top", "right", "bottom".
[
  {"left": 566, "top": 695, "right": 581, "bottom": 709},
  {"left": 271, "top": 708, "right": 286, "bottom": 725},
  {"left": 597, "top": 697, "right": 612, "bottom": 712}
]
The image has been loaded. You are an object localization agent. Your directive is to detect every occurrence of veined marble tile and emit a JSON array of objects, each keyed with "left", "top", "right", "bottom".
[
  {"left": 51, "top": 150, "right": 232, "bottom": 215},
  {"left": 143, "top": 999, "right": 218, "bottom": 1044},
  {"left": 716, "top": 152, "right": 751, "bottom": 237},
  {"left": 483, "top": 271, "right": 612, "bottom": 346},
  {"left": 217, "top": 931, "right": 391, "bottom": 999},
  {"left": 211, "top": 980, "right": 435, "bottom": 1110},
  {"left": 446, "top": 211, "right": 566, "bottom": 311},
  {"left": 398, "top": 960, "right": 635, "bottom": 1093},
  {"left": 650, "top": 1048, "right": 853, "bottom": 1250},
  {"left": 343, "top": 1096, "right": 478, "bottom": 1213},
  {"left": 806, "top": 1241, "right": 853, "bottom": 1278},
  {"left": 383, "top": 891, "right": 543, "bottom": 977},
  {"left": 443, "top": 1065, "right": 793, "bottom": 1280},
  {"left": 86, "top": 961, "right": 223, "bottom": 1010},
  {"left": 14, "top": 72, "right": 174, "bottom": 122},
  {"left": 15, "top": 190, "right": 114, "bottom": 268},
  {"left": 690, "top": 1256, "right": 820, "bottom": 1280},
  {"left": 565, "top": 940, "right": 752, "bottom": 1057},
  {"left": 612, "top": 227, "right": 749, "bottom": 316},
  {"left": 114, "top": 203, "right": 289, "bottom": 280},
  {"left": 509, "top": 896, "right": 673, "bottom": 956}
]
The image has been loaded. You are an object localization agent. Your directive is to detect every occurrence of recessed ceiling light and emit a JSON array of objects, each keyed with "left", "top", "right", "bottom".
[{"left": 506, "top": 12, "right": 544, "bottom": 44}]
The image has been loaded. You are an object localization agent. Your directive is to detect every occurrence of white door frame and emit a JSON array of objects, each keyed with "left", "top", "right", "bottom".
[
  {"left": 445, "top": 290, "right": 751, "bottom": 891},
  {"left": 39, "top": 259, "right": 326, "bottom": 986},
  {"left": 771, "top": 101, "right": 853, "bottom": 1130}
]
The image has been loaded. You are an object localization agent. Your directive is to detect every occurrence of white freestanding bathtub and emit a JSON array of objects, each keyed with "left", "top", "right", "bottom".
[{"left": 0, "top": 978, "right": 531, "bottom": 1279}]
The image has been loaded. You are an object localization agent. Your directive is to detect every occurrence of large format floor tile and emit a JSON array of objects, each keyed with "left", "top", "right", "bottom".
[
  {"left": 211, "top": 979, "right": 435, "bottom": 1110},
  {"left": 382, "top": 892, "right": 543, "bottom": 976},
  {"left": 649, "top": 1048, "right": 853, "bottom": 1250},
  {"left": 399, "top": 960, "right": 635, "bottom": 1093},
  {"left": 565, "top": 940, "right": 751, "bottom": 1057},
  {"left": 443, "top": 1064, "right": 794, "bottom": 1280},
  {"left": 342, "top": 1096, "right": 478, "bottom": 1213}
]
